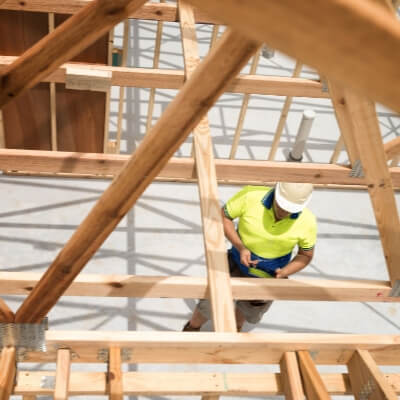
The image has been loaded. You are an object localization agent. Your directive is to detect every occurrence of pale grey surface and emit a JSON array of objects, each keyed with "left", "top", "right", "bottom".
[{"left": 1, "top": 18, "right": 400, "bottom": 400}]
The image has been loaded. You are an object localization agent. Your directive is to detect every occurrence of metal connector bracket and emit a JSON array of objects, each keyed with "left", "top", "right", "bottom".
[
  {"left": 349, "top": 159, "right": 364, "bottom": 178},
  {"left": 359, "top": 378, "right": 376, "bottom": 400},
  {"left": 0, "top": 318, "right": 48, "bottom": 356},
  {"left": 389, "top": 280, "right": 400, "bottom": 297},
  {"left": 40, "top": 375, "right": 55, "bottom": 389}
]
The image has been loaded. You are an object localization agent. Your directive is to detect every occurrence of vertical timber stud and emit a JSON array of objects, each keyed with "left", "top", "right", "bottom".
[
  {"left": 48, "top": 12, "right": 58, "bottom": 151},
  {"left": 15, "top": 29, "right": 259, "bottom": 323},
  {"left": 343, "top": 90, "right": 400, "bottom": 287},
  {"left": 0, "top": 0, "right": 149, "bottom": 108},
  {"left": 347, "top": 349, "right": 397, "bottom": 400},
  {"left": 280, "top": 352, "right": 305, "bottom": 400},
  {"left": 108, "top": 347, "right": 123, "bottom": 400},
  {"left": 178, "top": 0, "right": 237, "bottom": 332},
  {"left": 297, "top": 351, "right": 330, "bottom": 400},
  {"left": 54, "top": 349, "right": 71, "bottom": 400},
  {"left": 0, "top": 347, "right": 16, "bottom": 400}
]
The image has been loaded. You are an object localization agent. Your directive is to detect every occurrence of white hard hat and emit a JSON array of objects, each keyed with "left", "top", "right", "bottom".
[{"left": 275, "top": 182, "right": 313, "bottom": 213}]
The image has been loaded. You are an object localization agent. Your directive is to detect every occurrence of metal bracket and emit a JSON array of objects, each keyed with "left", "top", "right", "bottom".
[
  {"left": 358, "top": 378, "right": 376, "bottom": 400},
  {"left": 349, "top": 159, "right": 364, "bottom": 178},
  {"left": 389, "top": 280, "right": 400, "bottom": 297},
  {"left": 261, "top": 44, "right": 275, "bottom": 59},
  {"left": 309, "top": 350, "right": 319, "bottom": 361},
  {"left": 98, "top": 347, "right": 132, "bottom": 362},
  {"left": 320, "top": 78, "right": 329, "bottom": 93},
  {"left": 0, "top": 318, "right": 48, "bottom": 357},
  {"left": 40, "top": 375, "right": 55, "bottom": 389}
]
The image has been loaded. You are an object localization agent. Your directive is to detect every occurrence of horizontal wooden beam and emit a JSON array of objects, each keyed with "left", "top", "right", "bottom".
[
  {"left": 0, "top": 56, "right": 329, "bottom": 98},
  {"left": 18, "top": 331, "right": 400, "bottom": 364},
  {"left": 184, "top": 0, "right": 400, "bottom": 113},
  {"left": 0, "top": 1, "right": 220, "bottom": 24},
  {"left": 1, "top": 149, "right": 400, "bottom": 187},
  {"left": 0, "top": 272, "right": 397, "bottom": 302},
  {"left": 12, "top": 371, "right": 400, "bottom": 396},
  {"left": 384, "top": 136, "right": 400, "bottom": 161}
]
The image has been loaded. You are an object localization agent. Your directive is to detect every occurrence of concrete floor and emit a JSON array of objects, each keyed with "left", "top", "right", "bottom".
[{"left": 1, "top": 18, "right": 400, "bottom": 400}]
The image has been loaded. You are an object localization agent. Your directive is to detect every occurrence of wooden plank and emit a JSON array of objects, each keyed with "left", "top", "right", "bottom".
[
  {"left": 343, "top": 90, "right": 400, "bottom": 286},
  {"left": 179, "top": 0, "right": 236, "bottom": 332},
  {"left": 0, "top": 0, "right": 149, "bottom": 108},
  {"left": 0, "top": 297, "right": 14, "bottom": 322},
  {"left": 384, "top": 136, "right": 400, "bottom": 162},
  {"left": 0, "top": 110, "right": 5, "bottom": 148},
  {"left": 0, "top": 1, "right": 220, "bottom": 23},
  {"left": 54, "top": 349, "right": 71, "bottom": 400},
  {"left": 184, "top": 0, "right": 400, "bottom": 112},
  {"left": 229, "top": 49, "right": 261, "bottom": 159},
  {"left": 280, "top": 352, "right": 305, "bottom": 399},
  {"left": 108, "top": 347, "right": 123, "bottom": 400},
  {"left": 297, "top": 350, "right": 330, "bottom": 400},
  {"left": 9, "top": 331, "right": 397, "bottom": 365},
  {"left": 12, "top": 370, "right": 400, "bottom": 396},
  {"left": 347, "top": 349, "right": 397, "bottom": 400},
  {"left": 0, "top": 272, "right": 398, "bottom": 302},
  {"left": 268, "top": 61, "right": 303, "bottom": 160},
  {"left": 3, "top": 149, "right": 400, "bottom": 187},
  {"left": 0, "top": 347, "right": 16, "bottom": 400},
  {"left": 329, "top": 135, "right": 345, "bottom": 164},
  {"left": 14, "top": 30, "right": 260, "bottom": 323},
  {"left": 328, "top": 82, "right": 361, "bottom": 165},
  {"left": 0, "top": 56, "right": 329, "bottom": 97},
  {"left": 48, "top": 13, "right": 57, "bottom": 152}
]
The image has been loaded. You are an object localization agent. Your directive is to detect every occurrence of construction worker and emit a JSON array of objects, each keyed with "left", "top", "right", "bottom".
[{"left": 183, "top": 182, "right": 317, "bottom": 332}]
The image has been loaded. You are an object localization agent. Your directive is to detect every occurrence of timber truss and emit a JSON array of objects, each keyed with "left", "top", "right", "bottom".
[{"left": 0, "top": 0, "right": 400, "bottom": 398}]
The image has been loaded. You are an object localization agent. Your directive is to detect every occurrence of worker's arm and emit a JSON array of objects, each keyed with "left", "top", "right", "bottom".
[
  {"left": 275, "top": 248, "right": 314, "bottom": 278},
  {"left": 221, "top": 208, "right": 258, "bottom": 267}
]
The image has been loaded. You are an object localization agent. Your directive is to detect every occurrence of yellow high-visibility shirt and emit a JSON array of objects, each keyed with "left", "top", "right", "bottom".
[{"left": 224, "top": 186, "right": 317, "bottom": 259}]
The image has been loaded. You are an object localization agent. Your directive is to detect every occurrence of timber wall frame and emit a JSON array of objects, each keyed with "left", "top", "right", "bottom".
[{"left": 0, "top": 0, "right": 400, "bottom": 398}]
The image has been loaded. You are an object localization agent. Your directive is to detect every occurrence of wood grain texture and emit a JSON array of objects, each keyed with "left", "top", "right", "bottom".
[
  {"left": 54, "top": 349, "right": 71, "bottom": 400},
  {"left": 0, "top": 297, "right": 14, "bottom": 322},
  {"left": 14, "top": 29, "right": 259, "bottom": 323},
  {"left": 0, "top": 347, "right": 16, "bottom": 400},
  {"left": 280, "top": 352, "right": 305, "bottom": 399},
  {"left": 297, "top": 350, "right": 330, "bottom": 400},
  {"left": 0, "top": 272, "right": 397, "bottom": 302},
  {"left": 184, "top": 0, "right": 400, "bottom": 113},
  {"left": 343, "top": 90, "right": 400, "bottom": 285},
  {"left": 347, "top": 349, "right": 397, "bottom": 400},
  {"left": 2, "top": 150, "right": 400, "bottom": 187},
  {"left": 384, "top": 136, "right": 400, "bottom": 161},
  {"left": 108, "top": 347, "right": 123, "bottom": 400},
  {"left": 0, "top": 1, "right": 220, "bottom": 23},
  {"left": 0, "top": 56, "right": 329, "bottom": 97},
  {"left": 0, "top": 0, "right": 148, "bottom": 108},
  {"left": 179, "top": 0, "right": 237, "bottom": 332}
]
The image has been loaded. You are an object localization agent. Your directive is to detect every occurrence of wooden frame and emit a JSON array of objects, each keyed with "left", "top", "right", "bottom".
[{"left": 0, "top": 1, "right": 400, "bottom": 398}]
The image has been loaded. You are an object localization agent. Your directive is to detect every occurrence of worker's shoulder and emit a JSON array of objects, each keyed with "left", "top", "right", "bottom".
[
  {"left": 240, "top": 185, "right": 272, "bottom": 196},
  {"left": 298, "top": 208, "right": 317, "bottom": 226}
]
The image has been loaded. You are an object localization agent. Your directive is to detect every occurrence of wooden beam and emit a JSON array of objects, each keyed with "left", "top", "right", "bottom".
[
  {"left": 14, "top": 30, "right": 260, "bottom": 323},
  {"left": 268, "top": 61, "right": 303, "bottom": 161},
  {"left": 0, "top": 56, "right": 329, "bottom": 98},
  {"left": 108, "top": 347, "right": 123, "bottom": 400},
  {"left": 11, "top": 370, "right": 400, "bottom": 396},
  {"left": 384, "top": 136, "right": 400, "bottom": 162},
  {"left": 329, "top": 135, "right": 345, "bottom": 164},
  {"left": 0, "top": 1, "right": 220, "bottom": 24},
  {"left": 297, "top": 351, "right": 330, "bottom": 399},
  {"left": 3, "top": 149, "right": 400, "bottom": 187},
  {"left": 0, "top": 272, "right": 398, "bottom": 302},
  {"left": 280, "top": 352, "right": 305, "bottom": 399},
  {"left": 328, "top": 82, "right": 361, "bottom": 165},
  {"left": 343, "top": 90, "right": 400, "bottom": 285},
  {"left": 12, "top": 331, "right": 399, "bottom": 365},
  {"left": 0, "top": 297, "right": 14, "bottom": 323},
  {"left": 178, "top": 0, "right": 236, "bottom": 332},
  {"left": 0, "top": 347, "right": 16, "bottom": 400},
  {"left": 184, "top": 0, "right": 400, "bottom": 113},
  {"left": 0, "top": 56, "right": 328, "bottom": 97},
  {"left": 347, "top": 349, "right": 397, "bottom": 400},
  {"left": 54, "top": 349, "right": 71, "bottom": 400},
  {"left": 0, "top": 0, "right": 148, "bottom": 108},
  {"left": 48, "top": 13, "right": 58, "bottom": 152}
]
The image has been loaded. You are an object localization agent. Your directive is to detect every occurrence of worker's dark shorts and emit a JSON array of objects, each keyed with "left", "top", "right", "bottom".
[{"left": 196, "top": 252, "right": 273, "bottom": 324}]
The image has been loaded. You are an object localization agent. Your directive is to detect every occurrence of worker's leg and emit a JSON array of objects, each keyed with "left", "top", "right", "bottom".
[
  {"left": 183, "top": 299, "right": 210, "bottom": 331},
  {"left": 236, "top": 300, "right": 273, "bottom": 328}
]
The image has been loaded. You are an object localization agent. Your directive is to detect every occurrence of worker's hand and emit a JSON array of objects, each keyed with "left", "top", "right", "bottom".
[
  {"left": 275, "top": 268, "right": 286, "bottom": 279},
  {"left": 239, "top": 248, "right": 259, "bottom": 267}
]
